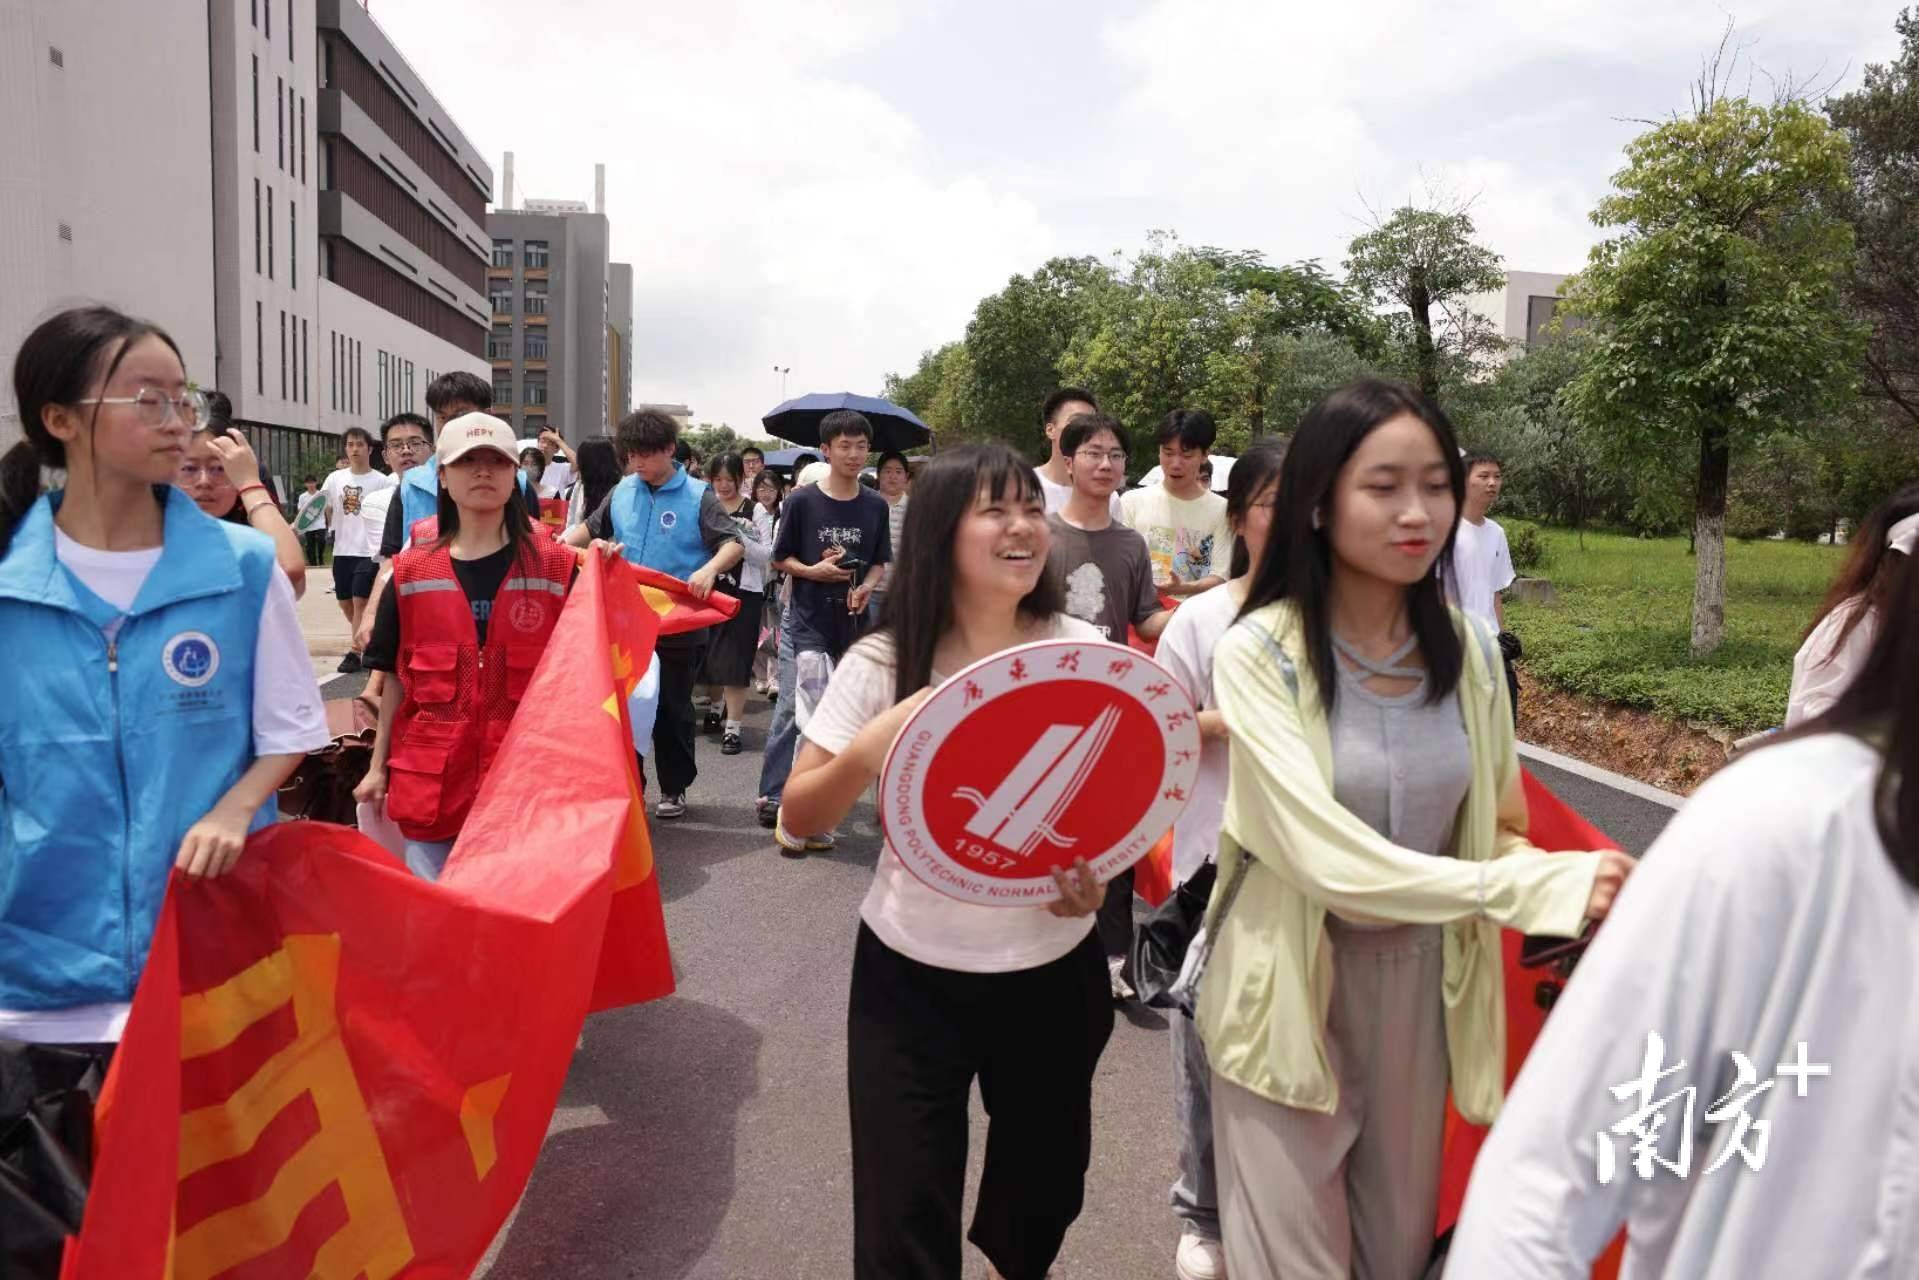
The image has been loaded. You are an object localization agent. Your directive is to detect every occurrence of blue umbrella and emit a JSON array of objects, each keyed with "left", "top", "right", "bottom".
[{"left": 762, "top": 392, "right": 931, "bottom": 452}]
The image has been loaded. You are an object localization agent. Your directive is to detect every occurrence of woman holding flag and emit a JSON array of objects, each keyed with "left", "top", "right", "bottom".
[
  {"left": 780, "top": 443, "right": 1111, "bottom": 1280},
  {"left": 0, "top": 307, "right": 326, "bottom": 1269},
  {"left": 355, "top": 413, "right": 595, "bottom": 881},
  {"left": 1195, "top": 380, "right": 1634, "bottom": 1280}
]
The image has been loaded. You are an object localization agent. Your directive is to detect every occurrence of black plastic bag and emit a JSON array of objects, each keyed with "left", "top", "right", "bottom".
[
  {"left": 1131, "top": 861, "right": 1217, "bottom": 1011},
  {"left": 0, "top": 1040, "right": 112, "bottom": 1280}
]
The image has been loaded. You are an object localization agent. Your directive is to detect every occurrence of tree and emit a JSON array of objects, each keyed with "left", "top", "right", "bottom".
[
  {"left": 1344, "top": 203, "right": 1507, "bottom": 402},
  {"left": 1827, "top": 10, "right": 1919, "bottom": 427},
  {"left": 959, "top": 257, "right": 1109, "bottom": 452},
  {"left": 1562, "top": 94, "right": 1861, "bottom": 654},
  {"left": 883, "top": 341, "right": 974, "bottom": 441},
  {"left": 682, "top": 424, "right": 743, "bottom": 459}
]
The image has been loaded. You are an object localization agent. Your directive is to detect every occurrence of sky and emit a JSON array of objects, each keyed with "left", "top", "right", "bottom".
[{"left": 367, "top": 0, "right": 1901, "bottom": 440}]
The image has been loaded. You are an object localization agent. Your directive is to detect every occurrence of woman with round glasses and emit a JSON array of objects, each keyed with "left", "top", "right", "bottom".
[
  {"left": 176, "top": 407, "right": 308, "bottom": 597},
  {"left": 0, "top": 306, "right": 328, "bottom": 1244}
]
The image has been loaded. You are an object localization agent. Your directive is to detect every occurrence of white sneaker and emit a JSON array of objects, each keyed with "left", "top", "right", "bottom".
[
  {"left": 1175, "top": 1231, "right": 1225, "bottom": 1280},
  {"left": 1108, "top": 954, "right": 1135, "bottom": 1002}
]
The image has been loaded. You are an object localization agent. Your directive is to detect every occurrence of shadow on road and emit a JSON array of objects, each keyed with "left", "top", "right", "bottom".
[{"left": 483, "top": 996, "right": 763, "bottom": 1279}]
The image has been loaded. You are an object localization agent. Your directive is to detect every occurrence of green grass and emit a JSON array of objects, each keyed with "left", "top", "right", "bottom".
[{"left": 1504, "top": 524, "right": 1843, "bottom": 733}]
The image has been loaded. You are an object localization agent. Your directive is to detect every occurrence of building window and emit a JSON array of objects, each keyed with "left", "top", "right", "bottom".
[
  {"left": 487, "top": 326, "right": 512, "bottom": 359},
  {"left": 266, "top": 186, "right": 274, "bottom": 279},
  {"left": 290, "top": 202, "right": 296, "bottom": 286},
  {"left": 355, "top": 340, "right": 362, "bottom": 415},
  {"left": 255, "top": 302, "right": 264, "bottom": 394},
  {"left": 331, "top": 332, "right": 338, "bottom": 410},
  {"left": 264, "top": 0, "right": 270, "bottom": 38},
  {"left": 280, "top": 310, "right": 287, "bottom": 401},
  {"left": 490, "top": 287, "right": 512, "bottom": 314},
  {"left": 251, "top": 57, "right": 259, "bottom": 153},
  {"left": 287, "top": 84, "right": 295, "bottom": 174},
  {"left": 404, "top": 361, "right": 413, "bottom": 415},
  {"left": 287, "top": 0, "right": 293, "bottom": 61},
  {"left": 525, "top": 333, "right": 547, "bottom": 360},
  {"left": 299, "top": 97, "right": 306, "bottom": 183},
  {"left": 524, "top": 377, "right": 548, "bottom": 406},
  {"left": 253, "top": 179, "right": 261, "bottom": 273},
  {"left": 523, "top": 288, "right": 547, "bottom": 315},
  {"left": 276, "top": 75, "right": 284, "bottom": 170},
  {"left": 251, "top": 0, "right": 257, "bottom": 27},
  {"left": 524, "top": 241, "right": 549, "bottom": 269},
  {"left": 377, "top": 351, "right": 387, "bottom": 418},
  {"left": 493, "top": 379, "right": 512, "bottom": 406},
  {"left": 302, "top": 320, "right": 310, "bottom": 405},
  {"left": 492, "top": 239, "right": 514, "bottom": 268}
]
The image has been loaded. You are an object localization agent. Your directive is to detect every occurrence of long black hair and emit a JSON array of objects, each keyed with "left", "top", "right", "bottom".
[
  {"left": 573, "top": 437, "right": 621, "bottom": 520},
  {"left": 874, "top": 442, "right": 1063, "bottom": 704},
  {"left": 1240, "top": 379, "right": 1465, "bottom": 716},
  {"left": 1226, "top": 438, "right": 1288, "bottom": 579},
  {"left": 1786, "top": 541, "right": 1919, "bottom": 889},
  {"left": 1803, "top": 483, "right": 1919, "bottom": 654},
  {"left": 3, "top": 306, "right": 182, "bottom": 559}
]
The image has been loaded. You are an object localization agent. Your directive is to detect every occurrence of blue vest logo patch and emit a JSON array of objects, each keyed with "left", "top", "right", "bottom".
[
  {"left": 162, "top": 631, "right": 220, "bottom": 687},
  {"left": 659, "top": 510, "right": 679, "bottom": 530}
]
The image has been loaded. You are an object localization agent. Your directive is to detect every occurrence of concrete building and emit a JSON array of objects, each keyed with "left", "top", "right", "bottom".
[
  {"left": 1465, "top": 269, "right": 1580, "bottom": 360},
  {"left": 607, "top": 262, "right": 633, "bottom": 429},
  {"left": 0, "top": 0, "right": 492, "bottom": 480},
  {"left": 0, "top": 0, "right": 217, "bottom": 447},
  {"left": 487, "top": 162, "right": 626, "bottom": 443}
]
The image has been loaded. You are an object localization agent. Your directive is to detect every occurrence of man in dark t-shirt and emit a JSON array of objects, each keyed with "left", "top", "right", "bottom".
[{"left": 768, "top": 412, "right": 890, "bottom": 855}]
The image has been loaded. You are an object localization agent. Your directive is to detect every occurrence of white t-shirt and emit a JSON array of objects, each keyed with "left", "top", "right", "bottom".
[
  {"left": 1787, "top": 600, "right": 1875, "bottom": 728},
  {"left": 359, "top": 485, "right": 396, "bottom": 564},
  {"left": 322, "top": 467, "right": 393, "bottom": 558},
  {"left": 1119, "top": 485, "right": 1234, "bottom": 588},
  {"left": 1151, "top": 581, "right": 1242, "bottom": 886},
  {"left": 1450, "top": 516, "right": 1515, "bottom": 628},
  {"left": 293, "top": 489, "right": 327, "bottom": 533},
  {"left": 1034, "top": 467, "right": 1122, "bottom": 523},
  {"left": 801, "top": 617, "right": 1102, "bottom": 973},
  {"left": 0, "top": 529, "right": 332, "bottom": 1044}
]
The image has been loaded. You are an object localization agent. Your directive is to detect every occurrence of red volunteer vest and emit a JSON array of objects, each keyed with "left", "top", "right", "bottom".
[
  {"left": 385, "top": 536, "right": 577, "bottom": 842},
  {"left": 409, "top": 511, "right": 556, "bottom": 546}
]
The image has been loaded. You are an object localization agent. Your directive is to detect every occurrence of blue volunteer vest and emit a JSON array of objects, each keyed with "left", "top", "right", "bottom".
[
  {"left": 609, "top": 466, "right": 709, "bottom": 580},
  {"left": 0, "top": 488, "right": 278, "bottom": 1010}
]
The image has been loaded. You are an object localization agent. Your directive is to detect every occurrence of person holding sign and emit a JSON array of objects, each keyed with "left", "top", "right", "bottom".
[
  {"left": 1196, "top": 381, "right": 1635, "bottom": 1280},
  {"left": 780, "top": 444, "right": 1110, "bottom": 1280}
]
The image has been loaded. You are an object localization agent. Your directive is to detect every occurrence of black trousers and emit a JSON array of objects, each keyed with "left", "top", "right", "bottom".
[
  {"left": 847, "top": 923, "right": 1114, "bottom": 1280},
  {"left": 301, "top": 530, "right": 327, "bottom": 564},
  {"left": 1095, "top": 865, "right": 1136, "bottom": 970},
  {"left": 646, "top": 636, "right": 706, "bottom": 797}
]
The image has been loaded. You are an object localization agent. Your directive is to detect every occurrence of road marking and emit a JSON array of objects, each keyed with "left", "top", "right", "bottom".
[{"left": 1517, "top": 741, "right": 1685, "bottom": 810}]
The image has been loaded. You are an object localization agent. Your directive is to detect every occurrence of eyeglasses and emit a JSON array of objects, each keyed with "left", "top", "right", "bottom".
[
  {"left": 386, "top": 437, "right": 429, "bottom": 454},
  {"left": 1072, "top": 449, "right": 1129, "bottom": 466},
  {"left": 76, "top": 386, "right": 208, "bottom": 429},
  {"left": 177, "top": 462, "right": 227, "bottom": 483}
]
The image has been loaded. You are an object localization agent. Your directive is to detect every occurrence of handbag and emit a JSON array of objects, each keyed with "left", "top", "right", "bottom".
[
  {"left": 1131, "top": 860, "right": 1216, "bottom": 1010},
  {"left": 277, "top": 727, "right": 374, "bottom": 825}
]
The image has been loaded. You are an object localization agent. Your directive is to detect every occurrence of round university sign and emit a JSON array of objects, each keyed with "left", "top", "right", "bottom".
[{"left": 879, "top": 638, "right": 1202, "bottom": 906}]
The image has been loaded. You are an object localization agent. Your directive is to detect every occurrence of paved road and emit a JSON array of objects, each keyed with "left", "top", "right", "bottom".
[{"left": 313, "top": 675, "right": 1679, "bottom": 1279}]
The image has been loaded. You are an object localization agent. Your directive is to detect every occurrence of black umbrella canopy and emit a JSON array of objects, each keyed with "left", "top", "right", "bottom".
[{"left": 762, "top": 392, "right": 931, "bottom": 452}]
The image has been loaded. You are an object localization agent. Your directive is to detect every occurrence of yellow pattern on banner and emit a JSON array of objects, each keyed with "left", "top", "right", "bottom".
[{"left": 174, "top": 934, "right": 414, "bottom": 1280}]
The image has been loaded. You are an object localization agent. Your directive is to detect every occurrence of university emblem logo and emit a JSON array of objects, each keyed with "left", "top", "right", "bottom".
[
  {"left": 162, "top": 631, "right": 220, "bottom": 687},
  {"left": 879, "top": 639, "right": 1201, "bottom": 905}
]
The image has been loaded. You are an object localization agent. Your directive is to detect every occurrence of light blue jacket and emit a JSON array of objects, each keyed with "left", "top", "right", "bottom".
[{"left": 0, "top": 488, "right": 277, "bottom": 1009}]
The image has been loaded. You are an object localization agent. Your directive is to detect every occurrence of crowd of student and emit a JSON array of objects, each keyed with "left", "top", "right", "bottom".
[{"left": 1, "top": 302, "right": 1914, "bottom": 1280}]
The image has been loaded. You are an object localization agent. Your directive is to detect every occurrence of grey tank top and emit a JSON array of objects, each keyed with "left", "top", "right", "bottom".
[{"left": 1327, "top": 634, "right": 1472, "bottom": 929}]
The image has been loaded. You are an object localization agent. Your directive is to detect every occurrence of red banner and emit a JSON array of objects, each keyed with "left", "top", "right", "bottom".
[
  {"left": 62, "top": 555, "right": 676, "bottom": 1279},
  {"left": 626, "top": 562, "right": 739, "bottom": 636}
]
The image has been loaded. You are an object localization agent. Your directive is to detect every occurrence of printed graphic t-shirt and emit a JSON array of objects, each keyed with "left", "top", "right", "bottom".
[
  {"left": 1045, "top": 515, "right": 1160, "bottom": 642},
  {"left": 771, "top": 482, "right": 892, "bottom": 656},
  {"left": 1118, "top": 485, "right": 1233, "bottom": 587},
  {"left": 323, "top": 467, "right": 394, "bottom": 559}
]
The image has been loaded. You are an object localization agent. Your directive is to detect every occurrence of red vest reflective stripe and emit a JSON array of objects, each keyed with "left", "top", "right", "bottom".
[{"left": 385, "top": 536, "right": 576, "bottom": 842}]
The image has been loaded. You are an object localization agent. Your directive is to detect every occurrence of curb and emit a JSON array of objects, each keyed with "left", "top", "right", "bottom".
[{"left": 1517, "top": 741, "right": 1685, "bottom": 811}]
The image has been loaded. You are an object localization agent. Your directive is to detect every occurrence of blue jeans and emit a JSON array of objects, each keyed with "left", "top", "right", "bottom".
[
  {"left": 756, "top": 603, "right": 799, "bottom": 804},
  {"left": 405, "top": 838, "right": 455, "bottom": 881},
  {"left": 1170, "top": 1008, "right": 1220, "bottom": 1240}
]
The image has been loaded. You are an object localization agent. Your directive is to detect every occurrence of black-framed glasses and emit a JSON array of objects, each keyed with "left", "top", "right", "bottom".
[
  {"left": 386, "top": 437, "right": 430, "bottom": 454},
  {"left": 75, "top": 386, "right": 208, "bottom": 429},
  {"left": 1073, "top": 449, "right": 1129, "bottom": 466}
]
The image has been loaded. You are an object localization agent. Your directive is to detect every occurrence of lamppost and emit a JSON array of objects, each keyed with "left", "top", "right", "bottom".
[{"left": 772, "top": 365, "right": 791, "bottom": 400}]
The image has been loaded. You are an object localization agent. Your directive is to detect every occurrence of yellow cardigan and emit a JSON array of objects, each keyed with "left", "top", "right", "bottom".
[{"left": 1195, "top": 600, "right": 1601, "bottom": 1125}]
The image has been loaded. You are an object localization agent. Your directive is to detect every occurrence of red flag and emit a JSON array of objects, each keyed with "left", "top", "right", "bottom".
[
  {"left": 63, "top": 554, "right": 674, "bottom": 1278},
  {"left": 1435, "top": 769, "right": 1627, "bottom": 1279},
  {"left": 624, "top": 562, "right": 739, "bottom": 636}
]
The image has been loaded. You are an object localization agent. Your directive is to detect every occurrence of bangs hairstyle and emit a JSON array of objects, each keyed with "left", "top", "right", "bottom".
[
  {"left": 1781, "top": 534, "right": 1919, "bottom": 889},
  {"left": 1804, "top": 482, "right": 1919, "bottom": 657},
  {"left": 1241, "top": 379, "right": 1466, "bottom": 717},
  {"left": 873, "top": 443, "right": 1061, "bottom": 704},
  {"left": 1226, "top": 437, "right": 1288, "bottom": 578}
]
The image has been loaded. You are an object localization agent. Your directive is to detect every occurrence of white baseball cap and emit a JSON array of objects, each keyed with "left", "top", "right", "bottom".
[{"left": 438, "top": 412, "right": 519, "bottom": 466}]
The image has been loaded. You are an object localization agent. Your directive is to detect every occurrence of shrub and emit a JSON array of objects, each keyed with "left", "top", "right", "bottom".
[{"left": 1505, "top": 520, "right": 1547, "bottom": 573}]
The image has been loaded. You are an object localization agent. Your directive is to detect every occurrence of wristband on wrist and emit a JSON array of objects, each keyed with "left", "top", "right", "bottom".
[{"left": 236, "top": 483, "right": 271, "bottom": 499}]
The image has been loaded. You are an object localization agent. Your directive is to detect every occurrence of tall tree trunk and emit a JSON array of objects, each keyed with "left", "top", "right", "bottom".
[
  {"left": 1408, "top": 267, "right": 1439, "bottom": 402},
  {"left": 1690, "top": 420, "right": 1731, "bottom": 656}
]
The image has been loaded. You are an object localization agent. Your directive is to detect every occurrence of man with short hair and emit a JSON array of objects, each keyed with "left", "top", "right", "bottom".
[
  {"left": 1046, "top": 412, "right": 1172, "bottom": 1000},
  {"left": 769, "top": 411, "right": 891, "bottom": 856},
  {"left": 566, "top": 410, "right": 743, "bottom": 819},
  {"left": 1120, "top": 408, "right": 1233, "bottom": 598},
  {"left": 868, "top": 450, "right": 911, "bottom": 624},
  {"left": 321, "top": 426, "right": 394, "bottom": 672},
  {"left": 355, "top": 413, "right": 433, "bottom": 706},
  {"left": 1451, "top": 450, "right": 1520, "bottom": 723},
  {"left": 1034, "top": 386, "right": 1123, "bottom": 520},
  {"left": 294, "top": 475, "right": 327, "bottom": 564},
  {"left": 741, "top": 445, "right": 765, "bottom": 488}
]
